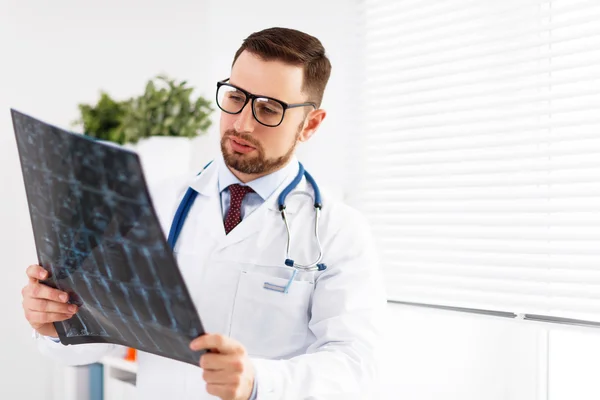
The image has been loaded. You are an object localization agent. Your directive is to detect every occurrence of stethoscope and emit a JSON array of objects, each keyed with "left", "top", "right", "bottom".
[{"left": 166, "top": 161, "right": 327, "bottom": 292}]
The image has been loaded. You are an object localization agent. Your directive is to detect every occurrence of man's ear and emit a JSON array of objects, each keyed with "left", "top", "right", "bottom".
[{"left": 298, "top": 109, "right": 327, "bottom": 142}]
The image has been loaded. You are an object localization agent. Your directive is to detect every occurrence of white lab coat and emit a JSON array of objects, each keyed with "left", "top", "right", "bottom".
[{"left": 36, "top": 160, "right": 387, "bottom": 400}]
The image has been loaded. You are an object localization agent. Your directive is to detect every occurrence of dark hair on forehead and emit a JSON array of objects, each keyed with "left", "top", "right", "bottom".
[{"left": 232, "top": 27, "right": 332, "bottom": 108}]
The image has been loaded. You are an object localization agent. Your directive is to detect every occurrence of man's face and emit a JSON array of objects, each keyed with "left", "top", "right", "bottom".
[{"left": 219, "top": 50, "right": 309, "bottom": 176}]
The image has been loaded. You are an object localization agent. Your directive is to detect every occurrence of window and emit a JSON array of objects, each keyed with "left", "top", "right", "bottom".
[{"left": 357, "top": 0, "right": 600, "bottom": 325}]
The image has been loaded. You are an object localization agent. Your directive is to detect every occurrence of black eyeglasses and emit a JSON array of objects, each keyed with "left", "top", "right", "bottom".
[{"left": 216, "top": 78, "right": 317, "bottom": 127}]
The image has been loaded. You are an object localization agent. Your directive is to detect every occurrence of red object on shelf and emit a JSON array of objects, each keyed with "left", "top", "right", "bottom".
[{"left": 125, "top": 348, "right": 137, "bottom": 362}]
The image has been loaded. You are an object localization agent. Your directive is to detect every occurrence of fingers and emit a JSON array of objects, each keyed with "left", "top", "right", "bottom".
[
  {"left": 190, "top": 334, "right": 244, "bottom": 355},
  {"left": 24, "top": 298, "right": 78, "bottom": 314},
  {"left": 25, "top": 310, "right": 73, "bottom": 325},
  {"left": 26, "top": 264, "right": 48, "bottom": 282},
  {"left": 22, "top": 282, "right": 69, "bottom": 303},
  {"left": 205, "top": 383, "right": 238, "bottom": 400},
  {"left": 202, "top": 369, "right": 243, "bottom": 385},
  {"left": 200, "top": 353, "right": 244, "bottom": 371},
  {"left": 22, "top": 265, "right": 75, "bottom": 335},
  {"left": 202, "top": 370, "right": 242, "bottom": 386},
  {"left": 196, "top": 338, "right": 254, "bottom": 400}
]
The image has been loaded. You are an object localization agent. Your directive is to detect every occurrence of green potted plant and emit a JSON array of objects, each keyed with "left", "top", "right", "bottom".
[
  {"left": 74, "top": 74, "right": 213, "bottom": 145},
  {"left": 73, "top": 74, "right": 214, "bottom": 184}
]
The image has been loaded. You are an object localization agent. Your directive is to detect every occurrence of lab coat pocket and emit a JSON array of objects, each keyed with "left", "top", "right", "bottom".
[{"left": 229, "top": 270, "right": 313, "bottom": 358}]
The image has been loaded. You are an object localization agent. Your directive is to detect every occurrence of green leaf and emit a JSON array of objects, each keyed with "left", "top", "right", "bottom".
[{"left": 75, "top": 74, "right": 214, "bottom": 144}]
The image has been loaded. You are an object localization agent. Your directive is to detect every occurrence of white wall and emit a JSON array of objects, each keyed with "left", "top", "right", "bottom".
[
  {"left": 379, "top": 304, "right": 542, "bottom": 400},
  {"left": 380, "top": 306, "right": 600, "bottom": 400},
  {"left": 548, "top": 328, "right": 600, "bottom": 399}
]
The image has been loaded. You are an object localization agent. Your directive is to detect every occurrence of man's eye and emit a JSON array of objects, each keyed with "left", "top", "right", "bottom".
[
  {"left": 228, "top": 94, "right": 244, "bottom": 102},
  {"left": 262, "top": 107, "right": 278, "bottom": 115},
  {"left": 256, "top": 101, "right": 282, "bottom": 115}
]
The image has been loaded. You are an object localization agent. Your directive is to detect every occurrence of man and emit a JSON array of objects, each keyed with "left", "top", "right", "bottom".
[{"left": 21, "top": 27, "right": 386, "bottom": 400}]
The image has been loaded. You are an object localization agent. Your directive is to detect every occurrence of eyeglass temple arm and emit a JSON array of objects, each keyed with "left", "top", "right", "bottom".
[{"left": 286, "top": 103, "right": 317, "bottom": 109}]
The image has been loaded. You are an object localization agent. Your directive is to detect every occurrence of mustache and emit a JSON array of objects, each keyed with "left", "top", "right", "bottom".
[{"left": 224, "top": 130, "right": 261, "bottom": 149}]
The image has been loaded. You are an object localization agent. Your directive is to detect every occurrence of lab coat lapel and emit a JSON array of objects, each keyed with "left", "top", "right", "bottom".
[
  {"left": 216, "top": 163, "right": 302, "bottom": 251},
  {"left": 190, "top": 158, "right": 305, "bottom": 251},
  {"left": 188, "top": 163, "right": 226, "bottom": 242},
  {"left": 217, "top": 201, "right": 270, "bottom": 249},
  {"left": 204, "top": 186, "right": 227, "bottom": 242}
]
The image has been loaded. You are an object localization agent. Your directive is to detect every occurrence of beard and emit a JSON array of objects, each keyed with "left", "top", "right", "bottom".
[{"left": 220, "top": 126, "right": 301, "bottom": 175}]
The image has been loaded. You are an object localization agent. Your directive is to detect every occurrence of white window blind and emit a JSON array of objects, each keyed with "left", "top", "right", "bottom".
[{"left": 357, "top": 0, "right": 600, "bottom": 325}]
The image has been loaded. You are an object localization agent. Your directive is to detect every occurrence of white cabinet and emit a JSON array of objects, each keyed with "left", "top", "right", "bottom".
[{"left": 101, "top": 356, "right": 138, "bottom": 400}]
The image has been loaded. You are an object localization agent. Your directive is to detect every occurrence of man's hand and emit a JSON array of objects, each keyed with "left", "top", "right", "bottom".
[
  {"left": 22, "top": 264, "right": 78, "bottom": 338},
  {"left": 190, "top": 334, "right": 255, "bottom": 400}
]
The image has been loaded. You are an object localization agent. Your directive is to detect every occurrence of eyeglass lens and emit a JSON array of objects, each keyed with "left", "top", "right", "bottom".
[{"left": 217, "top": 85, "right": 285, "bottom": 127}]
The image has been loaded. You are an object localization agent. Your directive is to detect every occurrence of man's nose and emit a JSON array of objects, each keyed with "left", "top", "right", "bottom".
[{"left": 233, "top": 102, "right": 256, "bottom": 133}]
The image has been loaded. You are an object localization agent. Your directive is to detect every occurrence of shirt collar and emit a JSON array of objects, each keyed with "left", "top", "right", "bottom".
[{"left": 216, "top": 153, "right": 299, "bottom": 201}]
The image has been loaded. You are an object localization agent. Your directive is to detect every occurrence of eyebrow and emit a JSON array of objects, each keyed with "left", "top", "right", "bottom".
[{"left": 228, "top": 80, "right": 291, "bottom": 103}]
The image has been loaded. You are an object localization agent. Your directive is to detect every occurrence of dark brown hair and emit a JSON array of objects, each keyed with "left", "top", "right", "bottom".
[{"left": 232, "top": 27, "right": 332, "bottom": 108}]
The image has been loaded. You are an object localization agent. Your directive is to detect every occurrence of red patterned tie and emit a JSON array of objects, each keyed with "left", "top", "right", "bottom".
[{"left": 224, "top": 184, "right": 255, "bottom": 234}]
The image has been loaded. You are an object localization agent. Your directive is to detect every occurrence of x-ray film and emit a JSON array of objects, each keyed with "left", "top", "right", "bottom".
[{"left": 11, "top": 109, "right": 205, "bottom": 366}]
